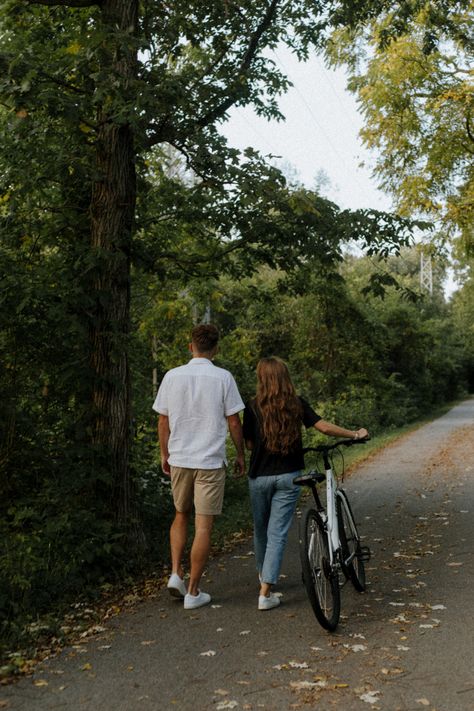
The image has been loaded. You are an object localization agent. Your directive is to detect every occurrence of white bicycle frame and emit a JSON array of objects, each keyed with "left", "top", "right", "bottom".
[
  {"left": 322, "top": 464, "right": 341, "bottom": 566},
  {"left": 320, "top": 463, "right": 360, "bottom": 569}
]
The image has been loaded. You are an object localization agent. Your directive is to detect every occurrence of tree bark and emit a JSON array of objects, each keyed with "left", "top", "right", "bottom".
[{"left": 89, "top": 0, "right": 138, "bottom": 526}]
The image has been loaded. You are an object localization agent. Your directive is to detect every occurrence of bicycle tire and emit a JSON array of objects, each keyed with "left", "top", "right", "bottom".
[
  {"left": 336, "top": 490, "right": 366, "bottom": 592},
  {"left": 300, "top": 508, "right": 340, "bottom": 631}
]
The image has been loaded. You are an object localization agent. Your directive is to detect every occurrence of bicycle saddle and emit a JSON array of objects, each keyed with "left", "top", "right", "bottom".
[{"left": 293, "top": 470, "right": 326, "bottom": 486}]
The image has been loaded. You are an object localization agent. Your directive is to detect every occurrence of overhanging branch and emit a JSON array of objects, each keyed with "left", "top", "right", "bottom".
[
  {"left": 195, "top": 0, "right": 280, "bottom": 128},
  {"left": 145, "top": 0, "right": 280, "bottom": 148},
  {"left": 27, "top": 0, "right": 100, "bottom": 7}
]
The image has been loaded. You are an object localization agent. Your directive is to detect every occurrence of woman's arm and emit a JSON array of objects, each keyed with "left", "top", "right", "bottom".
[{"left": 315, "top": 420, "right": 368, "bottom": 440}]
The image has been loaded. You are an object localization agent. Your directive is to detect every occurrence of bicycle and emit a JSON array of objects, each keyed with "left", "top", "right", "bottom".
[{"left": 293, "top": 438, "right": 371, "bottom": 631}]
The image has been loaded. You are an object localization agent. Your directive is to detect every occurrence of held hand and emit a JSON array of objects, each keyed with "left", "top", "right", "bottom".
[
  {"left": 161, "top": 456, "right": 171, "bottom": 476},
  {"left": 233, "top": 454, "right": 246, "bottom": 478},
  {"left": 355, "top": 428, "right": 369, "bottom": 440}
]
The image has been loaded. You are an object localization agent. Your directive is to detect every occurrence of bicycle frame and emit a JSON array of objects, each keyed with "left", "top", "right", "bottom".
[
  {"left": 295, "top": 437, "right": 370, "bottom": 630},
  {"left": 304, "top": 441, "right": 364, "bottom": 569},
  {"left": 325, "top": 465, "right": 341, "bottom": 565}
]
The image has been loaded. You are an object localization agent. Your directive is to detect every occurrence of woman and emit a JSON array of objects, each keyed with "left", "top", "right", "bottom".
[{"left": 243, "top": 357, "right": 368, "bottom": 611}]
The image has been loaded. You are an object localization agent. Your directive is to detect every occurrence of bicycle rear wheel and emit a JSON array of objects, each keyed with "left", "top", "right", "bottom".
[
  {"left": 300, "top": 508, "right": 340, "bottom": 631},
  {"left": 337, "top": 490, "right": 366, "bottom": 592}
]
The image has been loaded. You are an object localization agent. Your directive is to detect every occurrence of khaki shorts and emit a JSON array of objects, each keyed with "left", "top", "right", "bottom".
[{"left": 170, "top": 466, "right": 226, "bottom": 516}]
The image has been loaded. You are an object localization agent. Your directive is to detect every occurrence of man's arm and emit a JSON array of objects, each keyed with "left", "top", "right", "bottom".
[
  {"left": 227, "top": 413, "right": 246, "bottom": 476},
  {"left": 158, "top": 414, "right": 171, "bottom": 475}
]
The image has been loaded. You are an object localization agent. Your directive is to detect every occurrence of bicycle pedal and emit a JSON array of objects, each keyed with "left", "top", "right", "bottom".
[
  {"left": 293, "top": 470, "right": 326, "bottom": 486},
  {"left": 359, "top": 546, "right": 371, "bottom": 562}
]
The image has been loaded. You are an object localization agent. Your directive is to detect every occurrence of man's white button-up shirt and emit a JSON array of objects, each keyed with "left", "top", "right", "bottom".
[{"left": 152, "top": 358, "right": 244, "bottom": 469}]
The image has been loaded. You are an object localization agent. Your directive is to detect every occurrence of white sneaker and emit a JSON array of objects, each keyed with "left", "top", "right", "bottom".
[
  {"left": 258, "top": 593, "right": 280, "bottom": 611},
  {"left": 184, "top": 590, "right": 211, "bottom": 610},
  {"left": 167, "top": 573, "right": 186, "bottom": 598}
]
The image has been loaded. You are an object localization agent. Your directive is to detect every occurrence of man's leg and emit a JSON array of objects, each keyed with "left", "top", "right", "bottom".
[
  {"left": 187, "top": 513, "right": 214, "bottom": 596},
  {"left": 170, "top": 510, "right": 190, "bottom": 578}
]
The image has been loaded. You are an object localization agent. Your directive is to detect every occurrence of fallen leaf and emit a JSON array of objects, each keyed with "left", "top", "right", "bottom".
[
  {"left": 416, "top": 699, "right": 430, "bottom": 706},
  {"left": 140, "top": 640, "right": 156, "bottom": 646},
  {"left": 390, "top": 614, "right": 409, "bottom": 624},
  {"left": 290, "top": 680, "right": 323, "bottom": 689},
  {"left": 359, "top": 690, "right": 380, "bottom": 704},
  {"left": 288, "top": 661, "right": 309, "bottom": 669},
  {"left": 214, "top": 689, "right": 229, "bottom": 696},
  {"left": 81, "top": 663, "right": 92, "bottom": 671},
  {"left": 80, "top": 625, "right": 106, "bottom": 637},
  {"left": 200, "top": 650, "right": 216, "bottom": 657},
  {"left": 33, "top": 679, "right": 48, "bottom": 687},
  {"left": 72, "top": 646, "right": 88, "bottom": 654},
  {"left": 239, "top": 630, "right": 250, "bottom": 635},
  {"left": 216, "top": 701, "right": 238, "bottom": 710},
  {"left": 344, "top": 644, "right": 367, "bottom": 652}
]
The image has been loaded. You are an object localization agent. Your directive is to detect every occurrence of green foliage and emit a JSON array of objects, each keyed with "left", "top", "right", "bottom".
[{"left": 327, "top": 3, "right": 474, "bottom": 253}]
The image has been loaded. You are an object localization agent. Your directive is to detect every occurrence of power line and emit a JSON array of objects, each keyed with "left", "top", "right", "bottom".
[
  {"left": 271, "top": 50, "right": 379, "bottom": 206},
  {"left": 272, "top": 50, "right": 350, "bottom": 169}
]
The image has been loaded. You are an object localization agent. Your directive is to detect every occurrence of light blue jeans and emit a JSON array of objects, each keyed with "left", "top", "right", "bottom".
[{"left": 248, "top": 472, "right": 301, "bottom": 586}]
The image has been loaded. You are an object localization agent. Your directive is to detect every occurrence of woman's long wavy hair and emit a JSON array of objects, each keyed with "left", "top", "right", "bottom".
[{"left": 254, "top": 357, "right": 303, "bottom": 455}]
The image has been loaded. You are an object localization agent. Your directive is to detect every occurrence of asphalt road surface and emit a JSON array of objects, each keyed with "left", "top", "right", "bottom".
[{"left": 2, "top": 399, "right": 473, "bottom": 711}]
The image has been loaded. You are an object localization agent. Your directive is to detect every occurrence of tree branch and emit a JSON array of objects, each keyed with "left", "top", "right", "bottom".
[
  {"left": 27, "top": 0, "right": 100, "bottom": 7},
  {"left": 145, "top": 0, "right": 280, "bottom": 148},
  {"left": 466, "top": 109, "right": 474, "bottom": 146},
  {"left": 195, "top": 0, "right": 280, "bottom": 128}
]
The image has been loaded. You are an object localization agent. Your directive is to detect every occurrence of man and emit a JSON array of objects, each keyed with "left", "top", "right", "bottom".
[{"left": 153, "top": 324, "right": 245, "bottom": 610}]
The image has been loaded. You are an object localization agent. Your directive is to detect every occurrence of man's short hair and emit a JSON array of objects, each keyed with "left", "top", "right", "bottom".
[{"left": 192, "top": 324, "right": 219, "bottom": 354}]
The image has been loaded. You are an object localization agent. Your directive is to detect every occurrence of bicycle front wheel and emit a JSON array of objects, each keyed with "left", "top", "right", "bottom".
[
  {"left": 337, "top": 490, "right": 366, "bottom": 592},
  {"left": 300, "top": 508, "right": 340, "bottom": 631}
]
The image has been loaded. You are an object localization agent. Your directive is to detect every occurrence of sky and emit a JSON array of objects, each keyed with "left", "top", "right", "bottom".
[
  {"left": 220, "top": 47, "right": 393, "bottom": 213},
  {"left": 220, "top": 48, "right": 458, "bottom": 296}
]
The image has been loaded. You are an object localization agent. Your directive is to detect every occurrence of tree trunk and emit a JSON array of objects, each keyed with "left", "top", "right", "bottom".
[{"left": 89, "top": 0, "right": 138, "bottom": 526}]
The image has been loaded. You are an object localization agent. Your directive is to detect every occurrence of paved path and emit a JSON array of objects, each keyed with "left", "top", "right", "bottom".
[{"left": 2, "top": 400, "right": 474, "bottom": 711}]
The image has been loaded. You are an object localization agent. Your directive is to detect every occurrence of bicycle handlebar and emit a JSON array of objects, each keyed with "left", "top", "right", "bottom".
[{"left": 303, "top": 436, "right": 370, "bottom": 455}]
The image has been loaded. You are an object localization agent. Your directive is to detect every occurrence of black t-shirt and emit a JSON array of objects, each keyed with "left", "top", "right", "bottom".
[{"left": 243, "top": 396, "right": 321, "bottom": 478}]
